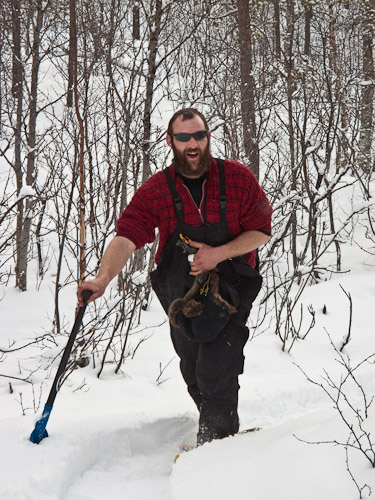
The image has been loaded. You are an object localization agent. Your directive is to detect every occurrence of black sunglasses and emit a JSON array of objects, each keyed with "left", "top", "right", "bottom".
[{"left": 171, "top": 130, "right": 208, "bottom": 142}]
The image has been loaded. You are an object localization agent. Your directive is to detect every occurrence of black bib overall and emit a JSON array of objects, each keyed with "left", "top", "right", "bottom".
[{"left": 150, "top": 159, "right": 262, "bottom": 444}]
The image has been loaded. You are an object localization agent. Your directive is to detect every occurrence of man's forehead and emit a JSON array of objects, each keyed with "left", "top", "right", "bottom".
[{"left": 172, "top": 115, "right": 206, "bottom": 131}]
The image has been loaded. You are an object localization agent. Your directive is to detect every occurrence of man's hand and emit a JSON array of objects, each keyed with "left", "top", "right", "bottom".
[
  {"left": 77, "top": 277, "right": 108, "bottom": 306},
  {"left": 188, "top": 231, "right": 270, "bottom": 276},
  {"left": 188, "top": 240, "right": 221, "bottom": 276}
]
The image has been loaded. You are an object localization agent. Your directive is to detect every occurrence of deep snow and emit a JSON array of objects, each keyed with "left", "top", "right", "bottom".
[{"left": 1, "top": 255, "right": 375, "bottom": 499}]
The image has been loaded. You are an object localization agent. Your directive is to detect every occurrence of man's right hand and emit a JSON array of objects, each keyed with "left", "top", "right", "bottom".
[{"left": 77, "top": 277, "right": 108, "bottom": 306}]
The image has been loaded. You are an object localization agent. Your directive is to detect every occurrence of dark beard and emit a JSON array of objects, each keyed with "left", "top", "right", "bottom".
[{"left": 172, "top": 143, "right": 212, "bottom": 178}]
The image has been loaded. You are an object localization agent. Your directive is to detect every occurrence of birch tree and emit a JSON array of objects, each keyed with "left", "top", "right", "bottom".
[{"left": 358, "top": 0, "right": 375, "bottom": 175}]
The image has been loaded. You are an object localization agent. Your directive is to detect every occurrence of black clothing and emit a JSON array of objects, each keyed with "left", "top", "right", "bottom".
[
  {"left": 150, "top": 159, "right": 262, "bottom": 445},
  {"left": 178, "top": 174, "right": 206, "bottom": 208}
]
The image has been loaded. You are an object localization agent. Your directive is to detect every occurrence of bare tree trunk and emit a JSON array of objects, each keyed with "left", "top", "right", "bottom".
[
  {"left": 285, "top": 0, "right": 298, "bottom": 270},
  {"left": 72, "top": 0, "right": 86, "bottom": 283},
  {"left": 304, "top": 1, "right": 313, "bottom": 56},
  {"left": 0, "top": 6, "right": 4, "bottom": 131},
  {"left": 12, "top": 0, "right": 25, "bottom": 289},
  {"left": 15, "top": 0, "right": 43, "bottom": 291},
  {"left": 54, "top": 166, "right": 77, "bottom": 333},
  {"left": 237, "top": 0, "right": 259, "bottom": 178},
  {"left": 142, "top": 0, "right": 163, "bottom": 183},
  {"left": 273, "top": 0, "right": 281, "bottom": 59},
  {"left": 67, "top": 0, "right": 74, "bottom": 108},
  {"left": 359, "top": 0, "right": 375, "bottom": 174},
  {"left": 327, "top": 2, "right": 344, "bottom": 270},
  {"left": 328, "top": 2, "right": 349, "bottom": 172},
  {"left": 133, "top": 4, "right": 140, "bottom": 40},
  {"left": 11, "top": 0, "right": 22, "bottom": 97}
]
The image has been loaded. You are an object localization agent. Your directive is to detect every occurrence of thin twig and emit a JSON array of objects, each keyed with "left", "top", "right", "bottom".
[
  {"left": 0, "top": 373, "right": 33, "bottom": 384},
  {"left": 339, "top": 285, "right": 353, "bottom": 352}
]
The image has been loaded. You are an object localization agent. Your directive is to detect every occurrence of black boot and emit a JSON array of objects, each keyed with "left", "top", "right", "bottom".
[{"left": 197, "top": 402, "right": 239, "bottom": 446}]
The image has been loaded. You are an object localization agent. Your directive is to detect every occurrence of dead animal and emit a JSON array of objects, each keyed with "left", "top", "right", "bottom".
[{"left": 168, "top": 270, "right": 237, "bottom": 328}]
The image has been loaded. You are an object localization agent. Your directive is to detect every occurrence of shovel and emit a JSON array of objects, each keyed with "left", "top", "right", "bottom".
[{"left": 29, "top": 290, "right": 92, "bottom": 444}]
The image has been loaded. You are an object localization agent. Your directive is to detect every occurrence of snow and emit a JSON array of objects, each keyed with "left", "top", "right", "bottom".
[
  {"left": 357, "top": 80, "right": 374, "bottom": 86},
  {"left": 1, "top": 251, "right": 375, "bottom": 500},
  {"left": 17, "top": 185, "right": 36, "bottom": 200},
  {"left": 172, "top": 411, "right": 367, "bottom": 500},
  {"left": 305, "top": 144, "right": 318, "bottom": 155}
]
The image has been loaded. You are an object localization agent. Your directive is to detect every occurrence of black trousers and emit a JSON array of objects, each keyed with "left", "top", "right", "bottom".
[{"left": 170, "top": 275, "right": 255, "bottom": 445}]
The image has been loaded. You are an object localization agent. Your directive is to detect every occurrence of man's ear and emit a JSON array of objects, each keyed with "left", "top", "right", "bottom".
[{"left": 166, "top": 134, "right": 173, "bottom": 148}]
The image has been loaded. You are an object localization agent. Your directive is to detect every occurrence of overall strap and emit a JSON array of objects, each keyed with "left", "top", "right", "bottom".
[
  {"left": 164, "top": 168, "right": 184, "bottom": 223},
  {"left": 216, "top": 158, "right": 227, "bottom": 223}
]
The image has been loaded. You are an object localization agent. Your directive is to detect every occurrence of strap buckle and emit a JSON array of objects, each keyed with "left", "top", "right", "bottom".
[
  {"left": 174, "top": 197, "right": 183, "bottom": 213},
  {"left": 219, "top": 195, "right": 227, "bottom": 210}
]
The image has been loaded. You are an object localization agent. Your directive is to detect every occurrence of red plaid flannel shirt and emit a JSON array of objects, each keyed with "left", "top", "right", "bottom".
[{"left": 116, "top": 158, "right": 272, "bottom": 268}]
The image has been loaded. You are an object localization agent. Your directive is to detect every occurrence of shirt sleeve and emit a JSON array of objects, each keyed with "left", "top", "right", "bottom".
[
  {"left": 239, "top": 167, "right": 273, "bottom": 234},
  {"left": 116, "top": 178, "right": 159, "bottom": 250}
]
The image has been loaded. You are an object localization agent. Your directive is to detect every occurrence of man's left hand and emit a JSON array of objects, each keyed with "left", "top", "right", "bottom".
[{"left": 188, "top": 240, "right": 222, "bottom": 275}]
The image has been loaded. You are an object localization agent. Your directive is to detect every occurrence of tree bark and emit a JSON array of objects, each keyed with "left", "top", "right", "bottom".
[
  {"left": 359, "top": 0, "right": 375, "bottom": 174},
  {"left": 72, "top": 0, "right": 87, "bottom": 283},
  {"left": 285, "top": 0, "right": 298, "bottom": 270},
  {"left": 237, "top": 0, "right": 259, "bottom": 178},
  {"left": 14, "top": 0, "right": 43, "bottom": 291},
  {"left": 304, "top": 1, "right": 313, "bottom": 56},
  {"left": 67, "top": 0, "right": 74, "bottom": 107},
  {"left": 328, "top": 2, "right": 348, "bottom": 172},
  {"left": 273, "top": 0, "right": 281, "bottom": 59},
  {"left": 142, "top": 0, "right": 163, "bottom": 183},
  {"left": 17, "top": 0, "right": 44, "bottom": 291},
  {"left": 12, "top": 0, "right": 24, "bottom": 288},
  {"left": 133, "top": 4, "right": 140, "bottom": 40}
]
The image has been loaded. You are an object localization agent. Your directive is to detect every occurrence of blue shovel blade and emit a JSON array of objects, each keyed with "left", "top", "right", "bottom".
[{"left": 29, "top": 404, "right": 52, "bottom": 444}]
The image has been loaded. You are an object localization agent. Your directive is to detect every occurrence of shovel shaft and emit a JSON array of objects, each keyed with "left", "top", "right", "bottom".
[
  {"left": 29, "top": 290, "right": 92, "bottom": 444},
  {"left": 46, "top": 297, "right": 89, "bottom": 407}
]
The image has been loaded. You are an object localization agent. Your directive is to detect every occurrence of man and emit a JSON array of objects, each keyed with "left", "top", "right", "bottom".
[{"left": 78, "top": 108, "right": 272, "bottom": 446}]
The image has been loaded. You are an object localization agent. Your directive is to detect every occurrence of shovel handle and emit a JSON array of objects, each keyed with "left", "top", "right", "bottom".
[{"left": 29, "top": 290, "right": 92, "bottom": 444}]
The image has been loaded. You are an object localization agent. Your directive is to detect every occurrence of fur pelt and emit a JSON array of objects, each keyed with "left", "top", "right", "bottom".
[{"left": 168, "top": 270, "right": 237, "bottom": 328}]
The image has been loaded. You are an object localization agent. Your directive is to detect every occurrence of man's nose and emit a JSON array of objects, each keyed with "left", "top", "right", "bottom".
[{"left": 186, "top": 136, "right": 198, "bottom": 147}]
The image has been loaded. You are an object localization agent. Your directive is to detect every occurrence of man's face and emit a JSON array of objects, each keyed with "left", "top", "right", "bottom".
[{"left": 166, "top": 115, "right": 211, "bottom": 178}]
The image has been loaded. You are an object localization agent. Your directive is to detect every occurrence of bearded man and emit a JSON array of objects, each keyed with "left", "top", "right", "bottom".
[{"left": 78, "top": 108, "right": 272, "bottom": 445}]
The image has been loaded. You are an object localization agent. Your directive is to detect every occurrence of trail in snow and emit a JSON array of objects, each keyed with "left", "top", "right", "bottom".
[
  {"left": 61, "top": 417, "right": 197, "bottom": 500},
  {"left": 0, "top": 416, "right": 197, "bottom": 500}
]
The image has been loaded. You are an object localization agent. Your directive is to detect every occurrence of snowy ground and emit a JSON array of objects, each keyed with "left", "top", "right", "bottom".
[{"left": 1, "top": 252, "right": 375, "bottom": 500}]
